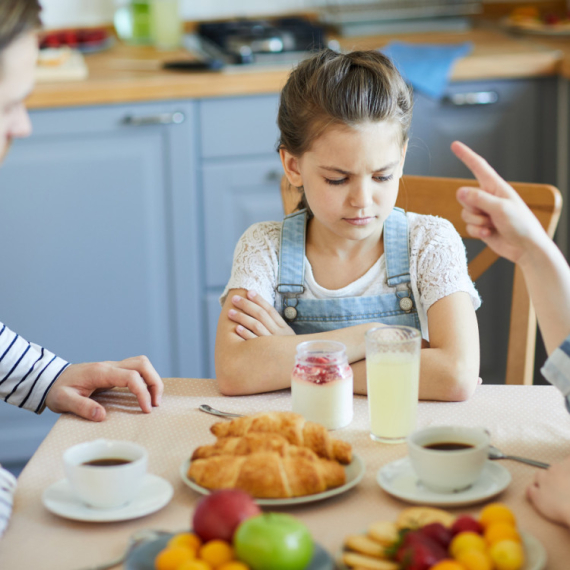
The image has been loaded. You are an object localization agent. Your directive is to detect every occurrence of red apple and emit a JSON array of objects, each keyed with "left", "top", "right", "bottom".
[{"left": 192, "top": 489, "right": 261, "bottom": 542}]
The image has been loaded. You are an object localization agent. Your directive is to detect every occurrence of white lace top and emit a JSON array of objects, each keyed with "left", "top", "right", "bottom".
[{"left": 221, "top": 212, "right": 481, "bottom": 340}]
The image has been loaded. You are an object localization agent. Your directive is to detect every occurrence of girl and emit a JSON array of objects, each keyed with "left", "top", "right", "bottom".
[{"left": 215, "top": 49, "right": 480, "bottom": 400}]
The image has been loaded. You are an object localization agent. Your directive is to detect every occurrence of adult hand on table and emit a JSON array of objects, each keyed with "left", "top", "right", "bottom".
[
  {"left": 527, "top": 455, "right": 570, "bottom": 528},
  {"left": 228, "top": 290, "right": 296, "bottom": 339},
  {"left": 45, "top": 356, "right": 163, "bottom": 422}
]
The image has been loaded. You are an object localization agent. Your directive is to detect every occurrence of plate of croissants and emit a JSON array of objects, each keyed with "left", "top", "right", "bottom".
[{"left": 181, "top": 411, "right": 365, "bottom": 506}]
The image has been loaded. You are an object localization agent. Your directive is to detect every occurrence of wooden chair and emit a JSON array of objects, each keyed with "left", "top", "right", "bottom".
[{"left": 281, "top": 175, "right": 562, "bottom": 385}]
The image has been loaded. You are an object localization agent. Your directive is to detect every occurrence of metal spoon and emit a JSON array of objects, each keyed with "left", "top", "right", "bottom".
[
  {"left": 198, "top": 404, "right": 244, "bottom": 419},
  {"left": 76, "top": 529, "right": 168, "bottom": 570},
  {"left": 488, "top": 444, "right": 550, "bottom": 469}
]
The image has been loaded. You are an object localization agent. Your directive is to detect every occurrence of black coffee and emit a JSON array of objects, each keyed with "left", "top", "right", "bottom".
[
  {"left": 81, "top": 458, "right": 132, "bottom": 467},
  {"left": 423, "top": 442, "right": 474, "bottom": 451}
]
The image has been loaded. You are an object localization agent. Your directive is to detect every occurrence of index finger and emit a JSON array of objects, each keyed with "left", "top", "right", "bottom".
[{"left": 451, "top": 141, "right": 516, "bottom": 199}]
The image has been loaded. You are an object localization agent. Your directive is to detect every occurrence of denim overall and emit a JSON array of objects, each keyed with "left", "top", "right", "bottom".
[{"left": 276, "top": 207, "right": 422, "bottom": 335}]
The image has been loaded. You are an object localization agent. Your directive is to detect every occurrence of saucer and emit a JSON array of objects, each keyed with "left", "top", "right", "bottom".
[
  {"left": 42, "top": 474, "right": 173, "bottom": 522},
  {"left": 377, "top": 457, "right": 511, "bottom": 507}
]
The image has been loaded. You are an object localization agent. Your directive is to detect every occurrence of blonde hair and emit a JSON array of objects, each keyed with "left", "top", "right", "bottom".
[
  {"left": 0, "top": 0, "right": 42, "bottom": 72},
  {"left": 277, "top": 49, "right": 412, "bottom": 212}
]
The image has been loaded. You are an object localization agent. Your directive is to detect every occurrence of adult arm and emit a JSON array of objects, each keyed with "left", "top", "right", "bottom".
[
  {"left": 452, "top": 140, "right": 570, "bottom": 355},
  {"left": 0, "top": 465, "right": 16, "bottom": 538},
  {"left": 1, "top": 321, "right": 163, "bottom": 421}
]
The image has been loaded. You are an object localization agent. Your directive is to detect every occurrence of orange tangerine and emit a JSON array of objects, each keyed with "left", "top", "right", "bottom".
[
  {"left": 167, "top": 533, "right": 202, "bottom": 554},
  {"left": 218, "top": 562, "right": 250, "bottom": 570},
  {"left": 455, "top": 548, "right": 494, "bottom": 570},
  {"left": 155, "top": 546, "right": 194, "bottom": 570},
  {"left": 199, "top": 540, "right": 234, "bottom": 568},
  {"left": 489, "top": 539, "right": 525, "bottom": 570},
  {"left": 449, "top": 532, "right": 487, "bottom": 558},
  {"left": 430, "top": 561, "right": 466, "bottom": 570},
  {"left": 479, "top": 503, "right": 517, "bottom": 530},
  {"left": 484, "top": 521, "right": 521, "bottom": 545},
  {"left": 178, "top": 560, "right": 213, "bottom": 570}
]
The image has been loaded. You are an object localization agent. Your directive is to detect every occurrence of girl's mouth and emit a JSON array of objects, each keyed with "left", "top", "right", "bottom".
[{"left": 343, "top": 217, "right": 375, "bottom": 226}]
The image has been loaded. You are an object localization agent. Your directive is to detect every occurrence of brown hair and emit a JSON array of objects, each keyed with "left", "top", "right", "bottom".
[
  {"left": 277, "top": 48, "right": 413, "bottom": 212},
  {"left": 0, "top": 0, "right": 42, "bottom": 68}
]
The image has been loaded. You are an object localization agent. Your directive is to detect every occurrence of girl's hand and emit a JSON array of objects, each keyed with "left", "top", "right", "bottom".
[
  {"left": 527, "top": 455, "right": 570, "bottom": 528},
  {"left": 228, "top": 290, "right": 296, "bottom": 340}
]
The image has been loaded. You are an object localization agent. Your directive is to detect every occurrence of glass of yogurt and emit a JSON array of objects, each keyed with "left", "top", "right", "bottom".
[{"left": 291, "top": 341, "right": 353, "bottom": 430}]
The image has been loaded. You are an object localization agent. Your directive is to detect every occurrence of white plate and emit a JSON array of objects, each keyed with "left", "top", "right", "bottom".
[
  {"left": 337, "top": 531, "right": 545, "bottom": 570},
  {"left": 376, "top": 457, "right": 511, "bottom": 507},
  {"left": 126, "top": 533, "right": 335, "bottom": 570},
  {"left": 42, "top": 474, "right": 173, "bottom": 522},
  {"left": 180, "top": 454, "right": 365, "bottom": 506}
]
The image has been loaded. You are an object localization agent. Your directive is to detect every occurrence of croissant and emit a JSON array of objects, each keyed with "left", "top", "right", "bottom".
[
  {"left": 210, "top": 412, "right": 352, "bottom": 464},
  {"left": 188, "top": 450, "right": 346, "bottom": 498},
  {"left": 192, "top": 433, "right": 293, "bottom": 461}
]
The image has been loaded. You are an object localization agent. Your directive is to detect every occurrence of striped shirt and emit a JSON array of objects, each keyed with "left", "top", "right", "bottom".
[
  {"left": 0, "top": 465, "right": 16, "bottom": 538},
  {"left": 541, "top": 335, "right": 570, "bottom": 414},
  {"left": 0, "top": 321, "right": 69, "bottom": 414}
]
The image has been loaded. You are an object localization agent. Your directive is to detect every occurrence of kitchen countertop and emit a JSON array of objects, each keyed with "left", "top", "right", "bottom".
[{"left": 27, "top": 24, "right": 566, "bottom": 109}]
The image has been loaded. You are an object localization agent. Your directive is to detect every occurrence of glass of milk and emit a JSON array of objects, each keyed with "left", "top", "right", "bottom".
[{"left": 365, "top": 326, "right": 421, "bottom": 443}]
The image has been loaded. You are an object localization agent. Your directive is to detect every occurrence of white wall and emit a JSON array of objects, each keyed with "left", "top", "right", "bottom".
[{"left": 40, "top": 0, "right": 309, "bottom": 29}]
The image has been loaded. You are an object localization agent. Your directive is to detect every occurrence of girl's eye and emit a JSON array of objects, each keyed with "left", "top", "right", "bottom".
[
  {"left": 374, "top": 174, "right": 394, "bottom": 183},
  {"left": 325, "top": 178, "right": 347, "bottom": 186}
]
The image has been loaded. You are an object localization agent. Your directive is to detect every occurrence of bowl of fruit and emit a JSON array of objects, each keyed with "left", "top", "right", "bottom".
[
  {"left": 338, "top": 503, "right": 546, "bottom": 570},
  {"left": 125, "top": 489, "right": 335, "bottom": 570}
]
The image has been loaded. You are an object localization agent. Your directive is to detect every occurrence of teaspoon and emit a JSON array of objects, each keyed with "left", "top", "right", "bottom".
[
  {"left": 198, "top": 404, "right": 244, "bottom": 419},
  {"left": 488, "top": 444, "right": 549, "bottom": 469}
]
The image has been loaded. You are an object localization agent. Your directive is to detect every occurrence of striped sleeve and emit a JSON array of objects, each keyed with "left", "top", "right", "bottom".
[
  {"left": 0, "top": 321, "right": 70, "bottom": 414},
  {"left": 541, "top": 335, "right": 570, "bottom": 414},
  {"left": 0, "top": 465, "right": 16, "bottom": 538}
]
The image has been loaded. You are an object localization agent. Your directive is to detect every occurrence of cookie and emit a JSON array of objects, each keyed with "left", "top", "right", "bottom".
[
  {"left": 344, "top": 534, "right": 388, "bottom": 558},
  {"left": 342, "top": 552, "right": 398, "bottom": 570},
  {"left": 367, "top": 521, "right": 399, "bottom": 546},
  {"left": 396, "top": 506, "right": 456, "bottom": 530}
]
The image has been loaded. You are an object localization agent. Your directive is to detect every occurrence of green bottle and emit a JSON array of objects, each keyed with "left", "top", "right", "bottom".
[{"left": 132, "top": 0, "right": 151, "bottom": 43}]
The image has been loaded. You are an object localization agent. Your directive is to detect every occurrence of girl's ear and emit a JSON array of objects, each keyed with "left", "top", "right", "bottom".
[
  {"left": 279, "top": 148, "right": 303, "bottom": 187},
  {"left": 398, "top": 140, "right": 409, "bottom": 179}
]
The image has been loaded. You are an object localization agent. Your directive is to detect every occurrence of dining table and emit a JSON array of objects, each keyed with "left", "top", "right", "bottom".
[{"left": 1, "top": 378, "right": 570, "bottom": 570}]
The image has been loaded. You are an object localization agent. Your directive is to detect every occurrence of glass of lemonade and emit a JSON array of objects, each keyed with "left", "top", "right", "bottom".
[
  {"left": 150, "top": 0, "right": 182, "bottom": 50},
  {"left": 365, "top": 326, "right": 421, "bottom": 443}
]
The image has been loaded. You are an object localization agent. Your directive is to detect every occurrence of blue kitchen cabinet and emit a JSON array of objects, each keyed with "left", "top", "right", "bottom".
[{"left": 0, "top": 101, "right": 204, "bottom": 467}]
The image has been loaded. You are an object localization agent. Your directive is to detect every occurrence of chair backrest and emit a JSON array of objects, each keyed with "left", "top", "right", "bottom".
[{"left": 281, "top": 175, "right": 562, "bottom": 385}]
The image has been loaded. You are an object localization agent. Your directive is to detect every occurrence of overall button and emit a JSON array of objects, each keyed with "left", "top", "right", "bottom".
[
  {"left": 284, "top": 306, "right": 298, "bottom": 321},
  {"left": 399, "top": 297, "right": 413, "bottom": 312}
]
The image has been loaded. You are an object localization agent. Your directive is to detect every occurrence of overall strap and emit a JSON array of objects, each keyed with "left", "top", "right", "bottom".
[
  {"left": 384, "top": 207, "right": 412, "bottom": 287},
  {"left": 276, "top": 209, "right": 307, "bottom": 295},
  {"left": 384, "top": 207, "right": 415, "bottom": 314}
]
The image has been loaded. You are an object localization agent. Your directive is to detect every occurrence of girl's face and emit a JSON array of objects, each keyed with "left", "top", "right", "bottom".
[
  {"left": 0, "top": 32, "right": 37, "bottom": 163},
  {"left": 281, "top": 120, "right": 407, "bottom": 245}
]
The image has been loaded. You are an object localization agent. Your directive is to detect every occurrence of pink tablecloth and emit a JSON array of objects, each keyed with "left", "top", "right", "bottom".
[{"left": 1, "top": 379, "right": 570, "bottom": 570}]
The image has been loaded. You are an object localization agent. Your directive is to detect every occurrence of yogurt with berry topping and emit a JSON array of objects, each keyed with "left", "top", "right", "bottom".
[{"left": 291, "top": 341, "right": 353, "bottom": 430}]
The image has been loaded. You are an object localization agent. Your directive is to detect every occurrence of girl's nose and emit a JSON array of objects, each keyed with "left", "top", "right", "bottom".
[
  {"left": 10, "top": 105, "right": 32, "bottom": 140},
  {"left": 349, "top": 180, "right": 373, "bottom": 208}
]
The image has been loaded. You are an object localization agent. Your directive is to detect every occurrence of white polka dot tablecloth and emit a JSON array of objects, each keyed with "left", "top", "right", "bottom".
[{"left": 1, "top": 379, "right": 569, "bottom": 569}]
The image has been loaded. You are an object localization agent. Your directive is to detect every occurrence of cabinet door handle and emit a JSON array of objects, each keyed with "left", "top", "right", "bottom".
[
  {"left": 121, "top": 111, "right": 185, "bottom": 126},
  {"left": 444, "top": 91, "right": 499, "bottom": 106}
]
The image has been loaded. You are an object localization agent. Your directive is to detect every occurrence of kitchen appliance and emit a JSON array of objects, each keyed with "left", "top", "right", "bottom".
[
  {"left": 186, "top": 17, "right": 328, "bottom": 68},
  {"left": 319, "top": 0, "right": 482, "bottom": 36}
]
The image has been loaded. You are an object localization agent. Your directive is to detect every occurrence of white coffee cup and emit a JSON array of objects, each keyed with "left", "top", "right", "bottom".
[
  {"left": 63, "top": 439, "right": 147, "bottom": 509},
  {"left": 407, "top": 426, "right": 490, "bottom": 493}
]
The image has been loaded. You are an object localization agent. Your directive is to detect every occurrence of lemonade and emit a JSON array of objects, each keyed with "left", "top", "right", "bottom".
[
  {"left": 150, "top": 0, "right": 182, "bottom": 50},
  {"left": 366, "top": 351, "right": 420, "bottom": 442}
]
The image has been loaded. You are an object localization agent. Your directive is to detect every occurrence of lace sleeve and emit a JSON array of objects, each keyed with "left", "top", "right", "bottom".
[
  {"left": 220, "top": 221, "right": 282, "bottom": 307},
  {"left": 409, "top": 214, "right": 481, "bottom": 313}
]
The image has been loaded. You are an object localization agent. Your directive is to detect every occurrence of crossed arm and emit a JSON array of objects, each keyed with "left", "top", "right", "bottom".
[{"left": 214, "top": 288, "right": 480, "bottom": 401}]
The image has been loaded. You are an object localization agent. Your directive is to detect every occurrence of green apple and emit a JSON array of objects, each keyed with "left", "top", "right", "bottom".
[{"left": 234, "top": 513, "right": 314, "bottom": 570}]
